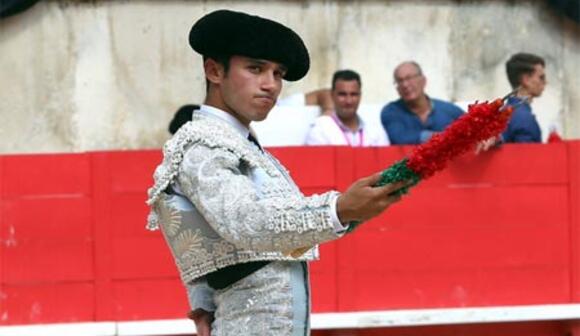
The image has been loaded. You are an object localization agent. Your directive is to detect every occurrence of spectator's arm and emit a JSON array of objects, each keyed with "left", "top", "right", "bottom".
[{"left": 305, "top": 89, "right": 333, "bottom": 116}]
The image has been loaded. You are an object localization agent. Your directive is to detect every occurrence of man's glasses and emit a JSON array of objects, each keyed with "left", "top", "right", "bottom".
[{"left": 394, "top": 73, "right": 422, "bottom": 86}]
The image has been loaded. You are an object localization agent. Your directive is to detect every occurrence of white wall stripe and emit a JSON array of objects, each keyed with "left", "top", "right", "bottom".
[
  {"left": 310, "top": 304, "right": 580, "bottom": 329},
  {"left": 1, "top": 304, "right": 580, "bottom": 336},
  {"left": 0, "top": 321, "right": 116, "bottom": 336}
]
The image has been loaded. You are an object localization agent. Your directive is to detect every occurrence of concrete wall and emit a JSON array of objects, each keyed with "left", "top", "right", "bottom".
[{"left": 0, "top": 0, "right": 578, "bottom": 153}]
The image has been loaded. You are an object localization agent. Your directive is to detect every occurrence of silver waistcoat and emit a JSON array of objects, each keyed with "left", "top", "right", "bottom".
[{"left": 146, "top": 113, "right": 342, "bottom": 284}]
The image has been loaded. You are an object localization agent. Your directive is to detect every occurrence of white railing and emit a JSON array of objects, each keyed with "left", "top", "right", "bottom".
[{"left": 2, "top": 304, "right": 580, "bottom": 336}]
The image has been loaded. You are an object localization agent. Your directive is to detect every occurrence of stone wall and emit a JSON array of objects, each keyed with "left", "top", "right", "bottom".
[{"left": 1, "top": 0, "right": 578, "bottom": 153}]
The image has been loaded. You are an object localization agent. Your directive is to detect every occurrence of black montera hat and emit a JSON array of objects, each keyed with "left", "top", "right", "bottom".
[{"left": 189, "top": 10, "right": 310, "bottom": 81}]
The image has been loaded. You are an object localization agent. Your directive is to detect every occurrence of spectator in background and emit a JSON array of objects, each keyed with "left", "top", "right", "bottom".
[
  {"left": 305, "top": 69, "right": 390, "bottom": 146},
  {"left": 502, "top": 53, "right": 546, "bottom": 143},
  {"left": 168, "top": 104, "right": 200, "bottom": 134},
  {"left": 380, "top": 61, "right": 463, "bottom": 145}
]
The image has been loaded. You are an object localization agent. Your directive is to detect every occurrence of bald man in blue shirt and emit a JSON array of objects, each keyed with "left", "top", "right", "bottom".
[{"left": 380, "top": 61, "right": 464, "bottom": 145}]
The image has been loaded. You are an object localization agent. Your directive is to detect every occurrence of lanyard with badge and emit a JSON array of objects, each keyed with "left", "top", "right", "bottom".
[{"left": 331, "top": 115, "right": 364, "bottom": 147}]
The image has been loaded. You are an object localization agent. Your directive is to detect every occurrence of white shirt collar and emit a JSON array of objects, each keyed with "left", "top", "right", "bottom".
[
  {"left": 198, "top": 104, "right": 250, "bottom": 138},
  {"left": 331, "top": 112, "right": 364, "bottom": 133}
]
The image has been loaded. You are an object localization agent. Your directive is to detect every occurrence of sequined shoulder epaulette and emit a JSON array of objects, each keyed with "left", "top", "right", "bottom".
[{"left": 146, "top": 113, "right": 280, "bottom": 229}]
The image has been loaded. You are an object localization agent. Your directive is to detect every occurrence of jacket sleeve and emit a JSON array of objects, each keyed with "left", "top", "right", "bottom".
[
  {"left": 185, "top": 278, "right": 216, "bottom": 312},
  {"left": 177, "top": 145, "right": 342, "bottom": 253}
]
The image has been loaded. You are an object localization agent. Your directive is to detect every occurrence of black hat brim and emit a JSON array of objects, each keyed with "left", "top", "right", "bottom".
[{"left": 189, "top": 10, "right": 310, "bottom": 81}]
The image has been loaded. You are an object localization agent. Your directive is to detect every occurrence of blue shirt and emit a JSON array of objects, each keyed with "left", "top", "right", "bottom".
[
  {"left": 502, "top": 96, "right": 542, "bottom": 143},
  {"left": 380, "top": 98, "right": 464, "bottom": 144}
]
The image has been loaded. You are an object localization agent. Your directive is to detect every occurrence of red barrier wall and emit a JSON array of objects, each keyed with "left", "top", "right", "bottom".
[{"left": 0, "top": 142, "right": 579, "bottom": 326}]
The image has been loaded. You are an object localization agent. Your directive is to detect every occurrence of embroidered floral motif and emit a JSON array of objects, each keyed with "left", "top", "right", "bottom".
[
  {"left": 159, "top": 204, "right": 182, "bottom": 237},
  {"left": 174, "top": 229, "right": 203, "bottom": 260}
]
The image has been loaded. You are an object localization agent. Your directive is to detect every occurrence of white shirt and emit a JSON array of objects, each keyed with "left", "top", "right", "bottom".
[
  {"left": 304, "top": 114, "right": 390, "bottom": 146},
  {"left": 199, "top": 104, "right": 251, "bottom": 138}
]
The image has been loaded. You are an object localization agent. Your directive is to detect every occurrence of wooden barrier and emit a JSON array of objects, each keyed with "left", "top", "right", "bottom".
[{"left": 0, "top": 142, "right": 579, "bottom": 334}]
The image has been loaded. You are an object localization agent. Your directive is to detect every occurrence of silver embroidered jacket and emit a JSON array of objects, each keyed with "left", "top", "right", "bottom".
[{"left": 146, "top": 112, "right": 343, "bottom": 285}]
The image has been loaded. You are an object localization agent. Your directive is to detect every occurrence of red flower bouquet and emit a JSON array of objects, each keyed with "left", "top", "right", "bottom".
[{"left": 347, "top": 98, "right": 514, "bottom": 232}]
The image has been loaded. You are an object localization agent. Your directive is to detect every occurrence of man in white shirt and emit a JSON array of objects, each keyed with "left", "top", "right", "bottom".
[{"left": 305, "top": 70, "right": 390, "bottom": 146}]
